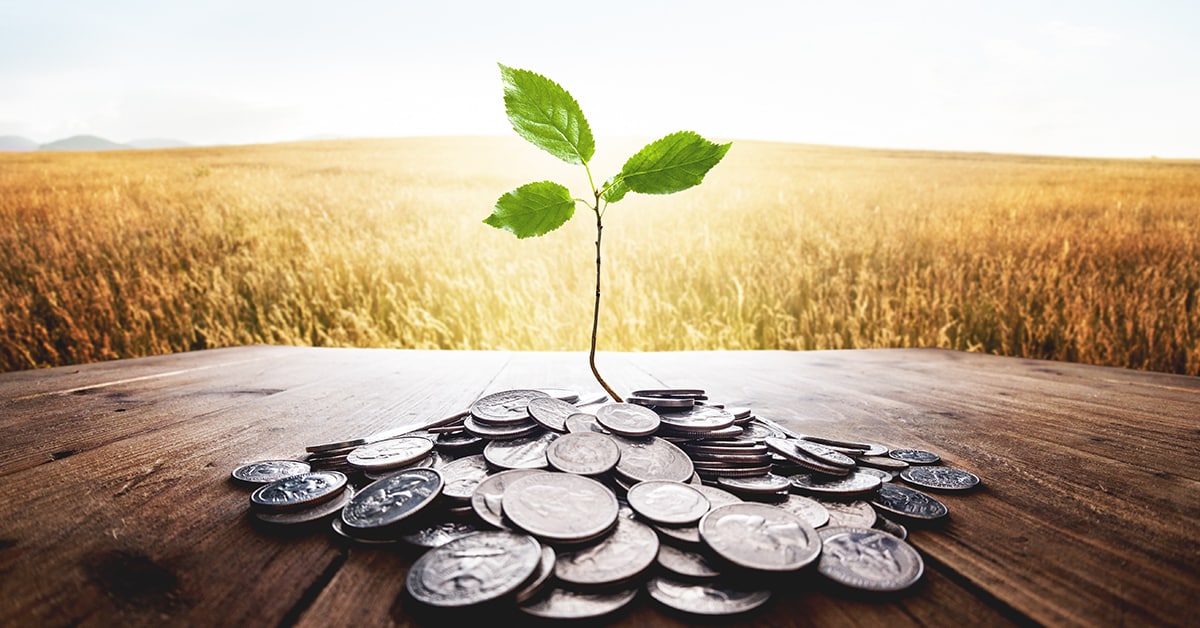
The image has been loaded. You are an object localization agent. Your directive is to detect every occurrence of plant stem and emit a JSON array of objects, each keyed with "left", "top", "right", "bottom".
[{"left": 589, "top": 197, "right": 622, "bottom": 402}]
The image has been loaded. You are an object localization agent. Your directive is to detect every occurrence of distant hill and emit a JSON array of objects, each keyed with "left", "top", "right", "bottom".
[
  {"left": 128, "top": 138, "right": 190, "bottom": 149},
  {"left": 0, "top": 135, "right": 39, "bottom": 151},
  {"left": 39, "top": 135, "right": 130, "bottom": 152}
]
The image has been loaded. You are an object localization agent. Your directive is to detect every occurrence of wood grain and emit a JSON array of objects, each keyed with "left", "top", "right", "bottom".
[{"left": 0, "top": 347, "right": 1195, "bottom": 627}]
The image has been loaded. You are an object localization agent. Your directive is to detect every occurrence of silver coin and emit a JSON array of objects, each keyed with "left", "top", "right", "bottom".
[
  {"left": 693, "top": 463, "right": 774, "bottom": 478},
  {"left": 630, "top": 388, "right": 706, "bottom": 398},
  {"left": 256, "top": 485, "right": 356, "bottom": 525},
  {"left": 888, "top": 448, "right": 941, "bottom": 464},
  {"left": 613, "top": 436, "right": 695, "bottom": 483},
  {"left": 645, "top": 576, "right": 771, "bottom": 616},
  {"left": 435, "top": 430, "right": 484, "bottom": 450},
  {"left": 900, "top": 466, "right": 981, "bottom": 491},
  {"left": 330, "top": 516, "right": 398, "bottom": 544},
  {"left": 653, "top": 484, "right": 741, "bottom": 546},
  {"left": 564, "top": 412, "right": 607, "bottom": 434},
  {"left": 527, "top": 396, "right": 578, "bottom": 432},
  {"left": 502, "top": 471, "right": 619, "bottom": 543},
  {"left": 232, "top": 460, "right": 311, "bottom": 484},
  {"left": 341, "top": 468, "right": 443, "bottom": 529},
  {"left": 519, "top": 586, "right": 639, "bottom": 620},
  {"left": 657, "top": 405, "right": 735, "bottom": 432},
  {"left": 463, "top": 415, "right": 541, "bottom": 440},
  {"left": 791, "top": 439, "right": 857, "bottom": 468},
  {"left": 699, "top": 502, "right": 821, "bottom": 571},
  {"left": 688, "top": 450, "right": 774, "bottom": 465},
  {"left": 545, "top": 431, "right": 621, "bottom": 475},
  {"left": 596, "top": 403, "right": 661, "bottom": 437},
  {"left": 875, "top": 516, "right": 908, "bottom": 540},
  {"left": 716, "top": 473, "right": 792, "bottom": 495},
  {"left": 406, "top": 530, "right": 542, "bottom": 607},
  {"left": 656, "top": 543, "right": 721, "bottom": 578},
  {"left": 514, "top": 544, "right": 557, "bottom": 604},
  {"left": 470, "top": 389, "right": 550, "bottom": 424},
  {"left": 626, "top": 481, "right": 711, "bottom": 526},
  {"left": 739, "top": 420, "right": 786, "bottom": 441},
  {"left": 470, "top": 468, "right": 543, "bottom": 529},
  {"left": 250, "top": 471, "right": 347, "bottom": 512},
  {"left": 856, "top": 466, "right": 895, "bottom": 482},
  {"left": 773, "top": 494, "right": 831, "bottom": 528},
  {"left": 347, "top": 436, "right": 435, "bottom": 471},
  {"left": 399, "top": 519, "right": 482, "bottom": 548},
  {"left": 483, "top": 430, "right": 558, "bottom": 470},
  {"left": 790, "top": 470, "right": 882, "bottom": 497},
  {"left": 306, "top": 437, "right": 367, "bottom": 454},
  {"left": 872, "top": 483, "right": 949, "bottom": 521},
  {"left": 765, "top": 437, "right": 851, "bottom": 475},
  {"left": 535, "top": 387, "right": 581, "bottom": 403},
  {"left": 818, "top": 526, "right": 924, "bottom": 591},
  {"left": 555, "top": 516, "right": 660, "bottom": 586},
  {"left": 857, "top": 454, "right": 909, "bottom": 471},
  {"left": 628, "top": 395, "right": 695, "bottom": 409},
  {"left": 801, "top": 434, "right": 875, "bottom": 451},
  {"left": 685, "top": 441, "right": 769, "bottom": 454},
  {"left": 438, "top": 454, "right": 492, "bottom": 501},
  {"left": 817, "top": 499, "right": 878, "bottom": 528}
]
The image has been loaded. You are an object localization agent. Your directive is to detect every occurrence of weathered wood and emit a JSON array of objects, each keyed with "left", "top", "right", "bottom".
[{"left": 0, "top": 347, "right": 1196, "bottom": 627}]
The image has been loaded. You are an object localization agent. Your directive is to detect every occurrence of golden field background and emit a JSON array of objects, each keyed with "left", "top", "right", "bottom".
[{"left": 1, "top": 137, "right": 1198, "bottom": 375}]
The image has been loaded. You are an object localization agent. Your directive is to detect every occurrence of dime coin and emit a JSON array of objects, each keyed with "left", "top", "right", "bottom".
[
  {"left": 438, "top": 454, "right": 492, "bottom": 501},
  {"left": 519, "top": 587, "right": 639, "bottom": 620},
  {"left": 483, "top": 430, "right": 558, "bottom": 470},
  {"left": 596, "top": 403, "right": 661, "bottom": 437},
  {"left": 699, "top": 503, "right": 821, "bottom": 572},
  {"left": 888, "top": 448, "right": 941, "bottom": 465},
  {"left": 502, "top": 471, "right": 620, "bottom": 543},
  {"left": 871, "top": 483, "right": 949, "bottom": 521},
  {"left": 399, "top": 519, "right": 482, "bottom": 548},
  {"left": 900, "top": 466, "right": 981, "bottom": 491},
  {"left": 341, "top": 468, "right": 443, "bottom": 530},
  {"left": 469, "top": 389, "right": 550, "bottom": 424},
  {"left": 347, "top": 436, "right": 435, "bottom": 471},
  {"left": 555, "top": 516, "right": 660, "bottom": 586},
  {"left": 773, "top": 494, "right": 831, "bottom": 529},
  {"left": 613, "top": 436, "right": 695, "bottom": 483},
  {"left": 470, "top": 468, "right": 543, "bottom": 529},
  {"left": 250, "top": 471, "right": 347, "bottom": 512},
  {"left": 817, "top": 499, "right": 878, "bottom": 529},
  {"left": 256, "top": 485, "right": 356, "bottom": 525},
  {"left": 232, "top": 460, "right": 311, "bottom": 484},
  {"left": 514, "top": 544, "right": 557, "bottom": 604},
  {"left": 545, "top": 431, "right": 621, "bottom": 476},
  {"left": 656, "top": 543, "right": 721, "bottom": 578},
  {"left": 527, "top": 396, "right": 578, "bottom": 432},
  {"left": 716, "top": 473, "right": 792, "bottom": 495},
  {"left": 817, "top": 526, "right": 924, "bottom": 591},
  {"left": 406, "top": 530, "right": 542, "bottom": 607},
  {"left": 564, "top": 412, "right": 607, "bottom": 434},
  {"left": 645, "top": 576, "right": 771, "bottom": 615},
  {"left": 789, "top": 470, "right": 882, "bottom": 497},
  {"left": 627, "top": 481, "right": 711, "bottom": 526}
]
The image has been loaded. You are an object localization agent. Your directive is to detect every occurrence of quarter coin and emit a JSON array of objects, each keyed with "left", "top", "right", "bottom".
[
  {"left": 519, "top": 587, "right": 639, "bottom": 620},
  {"left": 817, "top": 526, "right": 924, "bottom": 591},
  {"left": 817, "top": 499, "right": 878, "bottom": 528},
  {"left": 527, "top": 396, "right": 578, "bottom": 432},
  {"left": 438, "top": 454, "right": 492, "bottom": 501},
  {"left": 341, "top": 468, "right": 443, "bottom": 530},
  {"left": 347, "top": 436, "right": 435, "bottom": 471},
  {"left": 596, "top": 403, "right": 661, "bottom": 437},
  {"left": 789, "top": 470, "right": 883, "bottom": 497},
  {"left": 656, "top": 543, "right": 721, "bottom": 579},
  {"left": 256, "top": 485, "right": 356, "bottom": 525},
  {"left": 657, "top": 405, "right": 735, "bottom": 433},
  {"left": 716, "top": 473, "right": 792, "bottom": 495},
  {"left": 250, "top": 470, "right": 347, "bottom": 512},
  {"left": 399, "top": 519, "right": 482, "bottom": 548},
  {"left": 514, "top": 544, "right": 557, "bottom": 604},
  {"left": 900, "top": 466, "right": 981, "bottom": 491},
  {"left": 871, "top": 483, "right": 949, "bottom": 521},
  {"left": 645, "top": 576, "right": 771, "bottom": 615},
  {"left": 773, "top": 494, "right": 831, "bottom": 529},
  {"left": 555, "top": 516, "right": 660, "bottom": 586},
  {"left": 888, "top": 448, "right": 941, "bottom": 464},
  {"left": 502, "top": 472, "right": 619, "bottom": 543},
  {"left": 406, "top": 530, "right": 542, "bottom": 607},
  {"left": 232, "top": 460, "right": 311, "bottom": 484},
  {"left": 545, "top": 431, "right": 621, "bottom": 476},
  {"left": 613, "top": 436, "right": 695, "bottom": 483},
  {"left": 470, "top": 389, "right": 550, "bottom": 424},
  {"left": 470, "top": 468, "right": 543, "bottom": 529},
  {"left": 699, "top": 502, "right": 821, "bottom": 572},
  {"left": 626, "top": 481, "right": 711, "bottom": 526},
  {"left": 483, "top": 430, "right": 558, "bottom": 470},
  {"left": 564, "top": 412, "right": 607, "bottom": 434}
]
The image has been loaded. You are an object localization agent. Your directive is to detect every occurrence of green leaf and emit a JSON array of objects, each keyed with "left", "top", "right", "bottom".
[
  {"left": 484, "top": 181, "right": 576, "bottom": 239},
  {"left": 620, "top": 131, "right": 731, "bottom": 195},
  {"left": 600, "top": 175, "right": 629, "bottom": 204},
  {"left": 499, "top": 64, "right": 595, "bottom": 165}
]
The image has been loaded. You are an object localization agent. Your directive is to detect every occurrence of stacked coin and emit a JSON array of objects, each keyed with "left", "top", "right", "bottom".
[{"left": 231, "top": 386, "right": 982, "bottom": 619}]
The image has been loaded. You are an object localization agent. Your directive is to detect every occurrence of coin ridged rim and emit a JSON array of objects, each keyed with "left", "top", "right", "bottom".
[
  {"left": 406, "top": 531, "right": 542, "bottom": 607},
  {"left": 817, "top": 526, "right": 925, "bottom": 591}
]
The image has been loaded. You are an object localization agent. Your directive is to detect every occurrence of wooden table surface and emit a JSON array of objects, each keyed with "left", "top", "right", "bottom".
[{"left": 0, "top": 346, "right": 1196, "bottom": 627}]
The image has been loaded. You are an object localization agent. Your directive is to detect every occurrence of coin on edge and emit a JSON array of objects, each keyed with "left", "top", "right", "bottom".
[{"left": 817, "top": 526, "right": 924, "bottom": 591}]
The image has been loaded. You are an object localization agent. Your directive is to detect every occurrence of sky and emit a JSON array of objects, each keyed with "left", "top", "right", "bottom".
[{"left": 1, "top": 0, "right": 1198, "bottom": 158}]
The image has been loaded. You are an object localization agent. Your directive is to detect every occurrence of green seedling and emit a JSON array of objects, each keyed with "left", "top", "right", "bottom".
[{"left": 485, "top": 64, "right": 730, "bottom": 401}]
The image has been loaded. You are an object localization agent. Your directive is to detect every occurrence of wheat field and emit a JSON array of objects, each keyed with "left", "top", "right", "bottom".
[{"left": 2, "top": 137, "right": 1198, "bottom": 375}]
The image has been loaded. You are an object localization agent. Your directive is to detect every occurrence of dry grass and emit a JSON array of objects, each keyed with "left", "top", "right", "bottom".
[{"left": 2, "top": 137, "right": 1198, "bottom": 374}]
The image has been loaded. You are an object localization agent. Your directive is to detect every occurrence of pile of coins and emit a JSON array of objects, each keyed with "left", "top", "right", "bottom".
[{"left": 231, "top": 387, "right": 982, "bottom": 619}]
